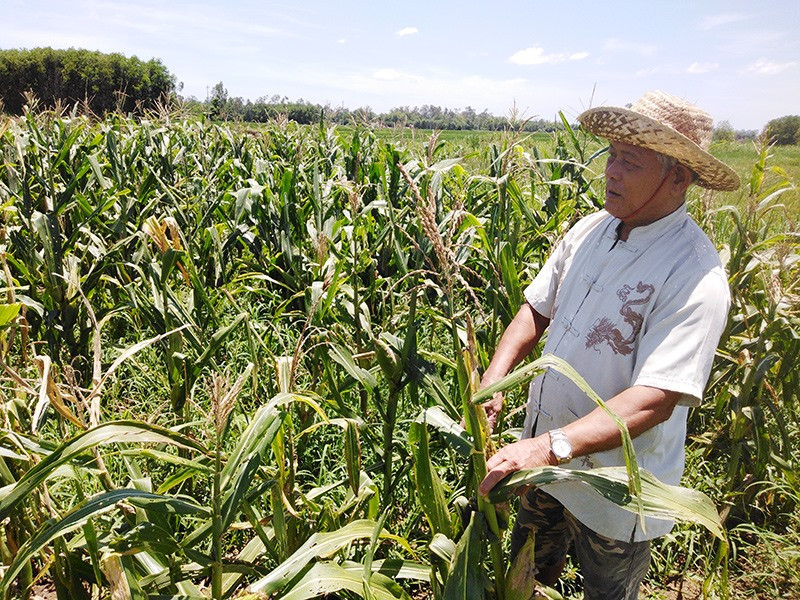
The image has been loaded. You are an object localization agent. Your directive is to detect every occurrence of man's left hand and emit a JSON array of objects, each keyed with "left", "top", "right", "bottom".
[{"left": 479, "top": 435, "right": 556, "bottom": 497}]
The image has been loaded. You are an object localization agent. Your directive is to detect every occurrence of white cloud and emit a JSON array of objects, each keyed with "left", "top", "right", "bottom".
[
  {"left": 698, "top": 14, "right": 750, "bottom": 30},
  {"left": 602, "top": 38, "right": 656, "bottom": 56},
  {"left": 372, "top": 68, "right": 421, "bottom": 82},
  {"left": 718, "top": 30, "right": 786, "bottom": 55},
  {"left": 687, "top": 62, "right": 719, "bottom": 74},
  {"left": 396, "top": 27, "right": 418, "bottom": 37},
  {"left": 509, "top": 46, "right": 588, "bottom": 66},
  {"left": 634, "top": 67, "right": 660, "bottom": 77},
  {"left": 337, "top": 38, "right": 346, "bottom": 44},
  {"left": 742, "top": 58, "right": 797, "bottom": 75},
  {"left": 277, "top": 64, "right": 535, "bottom": 114}
]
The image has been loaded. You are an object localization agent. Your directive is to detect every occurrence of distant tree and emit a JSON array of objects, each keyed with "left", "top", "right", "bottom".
[
  {"left": 763, "top": 115, "right": 800, "bottom": 145},
  {"left": 0, "top": 47, "right": 175, "bottom": 115},
  {"left": 187, "top": 87, "right": 562, "bottom": 132},
  {"left": 713, "top": 120, "right": 735, "bottom": 142},
  {"left": 208, "top": 81, "right": 228, "bottom": 119},
  {"left": 734, "top": 129, "right": 758, "bottom": 141}
]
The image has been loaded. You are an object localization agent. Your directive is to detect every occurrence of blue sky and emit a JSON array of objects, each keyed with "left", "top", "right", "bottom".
[{"left": 3, "top": 0, "right": 799, "bottom": 130}]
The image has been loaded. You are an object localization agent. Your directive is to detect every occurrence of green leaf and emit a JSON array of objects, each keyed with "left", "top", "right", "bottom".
[
  {"left": 0, "top": 421, "right": 207, "bottom": 519},
  {"left": 498, "top": 242, "right": 523, "bottom": 312},
  {"left": 278, "top": 561, "right": 408, "bottom": 600},
  {"left": 221, "top": 401, "right": 285, "bottom": 489},
  {"left": 329, "top": 344, "right": 378, "bottom": 390},
  {"left": 250, "top": 520, "right": 392, "bottom": 595},
  {"left": 0, "top": 303, "right": 21, "bottom": 327},
  {"left": 416, "top": 406, "right": 472, "bottom": 457},
  {"left": 443, "top": 511, "right": 486, "bottom": 600},
  {"left": 0, "top": 489, "right": 204, "bottom": 597},
  {"left": 109, "top": 522, "right": 182, "bottom": 556},
  {"left": 487, "top": 466, "right": 724, "bottom": 539},
  {"left": 192, "top": 312, "right": 248, "bottom": 375},
  {"left": 120, "top": 448, "right": 212, "bottom": 474},
  {"left": 473, "top": 354, "right": 644, "bottom": 523},
  {"left": 219, "top": 452, "right": 261, "bottom": 532},
  {"left": 409, "top": 421, "right": 453, "bottom": 538},
  {"left": 342, "top": 558, "right": 431, "bottom": 582},
  {"left": 344, "top": 418, "right": 362, "bottom": 495},
  {"left": 125, "top": 494, "right": 210, "bottom": 516},
  {"left": 86, "top": 152, "right": 111, "bottom": 190}
]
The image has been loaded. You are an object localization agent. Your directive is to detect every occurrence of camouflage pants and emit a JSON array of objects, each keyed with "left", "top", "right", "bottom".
[{"left": 510, "top": 487, "right": 651, "bottom": 600}]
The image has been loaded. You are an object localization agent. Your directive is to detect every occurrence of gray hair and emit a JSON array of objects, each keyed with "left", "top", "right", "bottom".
[
  {"left": 656, "top": 152, "right": 699, "bottom": 182},
  {"left": 656, "top": 152, "right": 678, "bottom": 175}
]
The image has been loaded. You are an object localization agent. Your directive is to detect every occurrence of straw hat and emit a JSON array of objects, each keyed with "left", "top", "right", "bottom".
[{"left": 578, "top": 90, "right": 740, "bottom": 191}]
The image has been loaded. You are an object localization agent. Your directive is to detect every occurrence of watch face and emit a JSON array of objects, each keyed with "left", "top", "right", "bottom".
[{"left": 552, "top": 439, "right": 571, "bottom": 459}]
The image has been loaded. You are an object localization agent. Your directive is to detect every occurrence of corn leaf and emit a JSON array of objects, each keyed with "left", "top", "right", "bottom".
[
  {"left": 473, "top": 353, "right": 644, "bottom": 525},
  {"left": 100, "top": 554, "right": 147, "bottom": 600},
  {"left": 344, "top": 418, "right": 362, "bottom": 495},
  {"left": 342, "top": 558, "right": 431, "bottom": 582},
  {"left": 109, "top": 522, "right": 182, "bottom": 556},
  {"left": 250, "top": 519, "right": 391, "bottom": 595},
  {"left": 278, "top": 561, "right": 408, "bottom": 600},
  {"left": 409, "top": 420, "right": 453, "bottom": 538},
  {"left": 0, "top": 489, "right": 205, "bottom": 597},
  {"left": 487, "top": 466, "right": 723, "bottom": 539},
  {"left": 220, "top": 401, "right": 285, "bottom": 489},
  {"left": 329, "top": 344, "right": 378, "bottom": 390},
  {"left": 0, "top": 421, "right": 207, "bottom": 519},
  {"left": 0, "top": 303, "right": 20, "bottom": 327},
  {"left": 443, "top": 511, "right": 486, "bottom": 600},
  {"left": 416, "top": 406, "right": 472, "bottom": 457},
  {"left": 219, "top": 452, "right": 261, "bottom": 532}
]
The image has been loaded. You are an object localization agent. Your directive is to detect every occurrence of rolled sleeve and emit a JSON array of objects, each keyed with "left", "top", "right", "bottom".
[{"left": 633, "top": 268, "right": 730, "bottom": 406}]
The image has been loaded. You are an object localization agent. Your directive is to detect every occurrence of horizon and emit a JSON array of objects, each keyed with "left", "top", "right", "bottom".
[{"left": 3, "top": 0, "right": 799, "bottom": 132}]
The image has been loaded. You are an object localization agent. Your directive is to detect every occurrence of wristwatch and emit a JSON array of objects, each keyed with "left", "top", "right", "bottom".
[{"left": 549, "top": 429, "right": 573, "bottom": 465}]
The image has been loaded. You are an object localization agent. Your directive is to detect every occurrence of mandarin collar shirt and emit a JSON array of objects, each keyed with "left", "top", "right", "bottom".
[{"left": 522, "top": 205, "right": 730, "bottom": 541}]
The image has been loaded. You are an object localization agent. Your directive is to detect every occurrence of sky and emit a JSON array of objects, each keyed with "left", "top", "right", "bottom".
[{"left": 3, "top": 0, "right": 799, "bottom": 131}]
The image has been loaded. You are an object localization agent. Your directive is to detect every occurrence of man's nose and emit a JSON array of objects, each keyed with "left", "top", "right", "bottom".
[{"left": 605, "top": 159, "right": 621, "bottom": 180}]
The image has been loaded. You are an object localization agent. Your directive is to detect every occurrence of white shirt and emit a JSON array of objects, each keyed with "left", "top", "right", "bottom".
[{"left": 522, "top": 206, "right": 730, "bottom": 541}]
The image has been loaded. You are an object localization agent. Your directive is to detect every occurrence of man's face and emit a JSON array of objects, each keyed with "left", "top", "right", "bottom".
[{"left": 603, "top": 141, "right": 672, "bottom": 225}]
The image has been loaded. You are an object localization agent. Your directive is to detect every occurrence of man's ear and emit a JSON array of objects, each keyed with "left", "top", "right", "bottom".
[{"left": 672, "top": 164, "right": 693, "bottom": 194}]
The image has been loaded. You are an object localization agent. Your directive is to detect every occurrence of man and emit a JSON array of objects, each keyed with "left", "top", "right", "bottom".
[{"left": 477, "top": 91, "right": 739, "bottom": 599}]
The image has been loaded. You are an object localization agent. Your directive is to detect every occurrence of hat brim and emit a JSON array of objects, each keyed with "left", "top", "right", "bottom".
[{"left": 579, "top": 106, "right": 740, "bottom": 191}]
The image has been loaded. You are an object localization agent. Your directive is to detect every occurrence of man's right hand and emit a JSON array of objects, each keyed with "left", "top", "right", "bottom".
[
  {"left": 482, "top": 391, "right": 504, "bottom": 432},
  {"left": 476, "top": 304, "right": 549, "bottom": 432}
]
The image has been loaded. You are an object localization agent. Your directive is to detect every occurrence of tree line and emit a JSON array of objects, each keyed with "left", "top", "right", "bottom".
[
  {"left": 196, "top": 81, "right": 561, "bottom": 132},
  {"left": 1, "top": 49, "right": 795, "bottom": 141},
  {"left": 0, "top": 47, "right": 175, "bottom": 115}
]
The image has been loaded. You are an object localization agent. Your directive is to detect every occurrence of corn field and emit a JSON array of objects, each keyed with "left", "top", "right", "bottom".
[{"left": 0, "top": 106, "right": 798, "bottom": 599}]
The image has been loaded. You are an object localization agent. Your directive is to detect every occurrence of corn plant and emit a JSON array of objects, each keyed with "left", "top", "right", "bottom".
[{"left": 0, "top": 106, "right": 797, "bottom": 599}]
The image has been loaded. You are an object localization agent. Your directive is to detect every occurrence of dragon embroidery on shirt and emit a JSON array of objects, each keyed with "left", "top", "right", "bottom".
[{"left": 585, "top": 281, "right": 655, "bottom": 355}]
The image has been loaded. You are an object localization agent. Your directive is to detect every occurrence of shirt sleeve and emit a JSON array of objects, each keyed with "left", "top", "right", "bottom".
[
  {"left": 632, "top": 267, "right": 730, "bottom": 406},
  {"left": 523, "top": 240, "right": 566, "bottom": 319}
]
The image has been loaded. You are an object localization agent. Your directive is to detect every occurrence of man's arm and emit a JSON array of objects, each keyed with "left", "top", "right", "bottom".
[
  {"left": 478, "top": 385, "right": 682, "bottom": 496},
  {"left": 480, "top": 303, "right": 550, "bottom": 429}
]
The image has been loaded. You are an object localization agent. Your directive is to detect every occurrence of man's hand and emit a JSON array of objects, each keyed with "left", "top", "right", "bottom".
[
  {"left": 479, "top": 434, "right": 556, "bottom": 497},
  {"left": 482, "top": 392, "right": 504, "bottom": 432},
  {"left": 475, "top": 304, "right": 549, "bottom": 433}
]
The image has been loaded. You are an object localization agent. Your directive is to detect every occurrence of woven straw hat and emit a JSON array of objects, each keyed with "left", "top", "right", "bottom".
[{"left": 578, "top": 90, "right": 740, "bottom": 191}]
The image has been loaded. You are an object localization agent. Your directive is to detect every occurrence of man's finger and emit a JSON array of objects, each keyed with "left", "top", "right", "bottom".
[
  {"left": 485, "top": 449, "right": 505, "bottom": 470},
  {"left": 479, "top": 462, "right": 510, "bottom": 497}
]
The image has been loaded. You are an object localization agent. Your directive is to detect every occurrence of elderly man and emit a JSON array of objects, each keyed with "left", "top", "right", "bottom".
[{"left": 477, "top": 91, "right": 739, "bottom": 599}]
